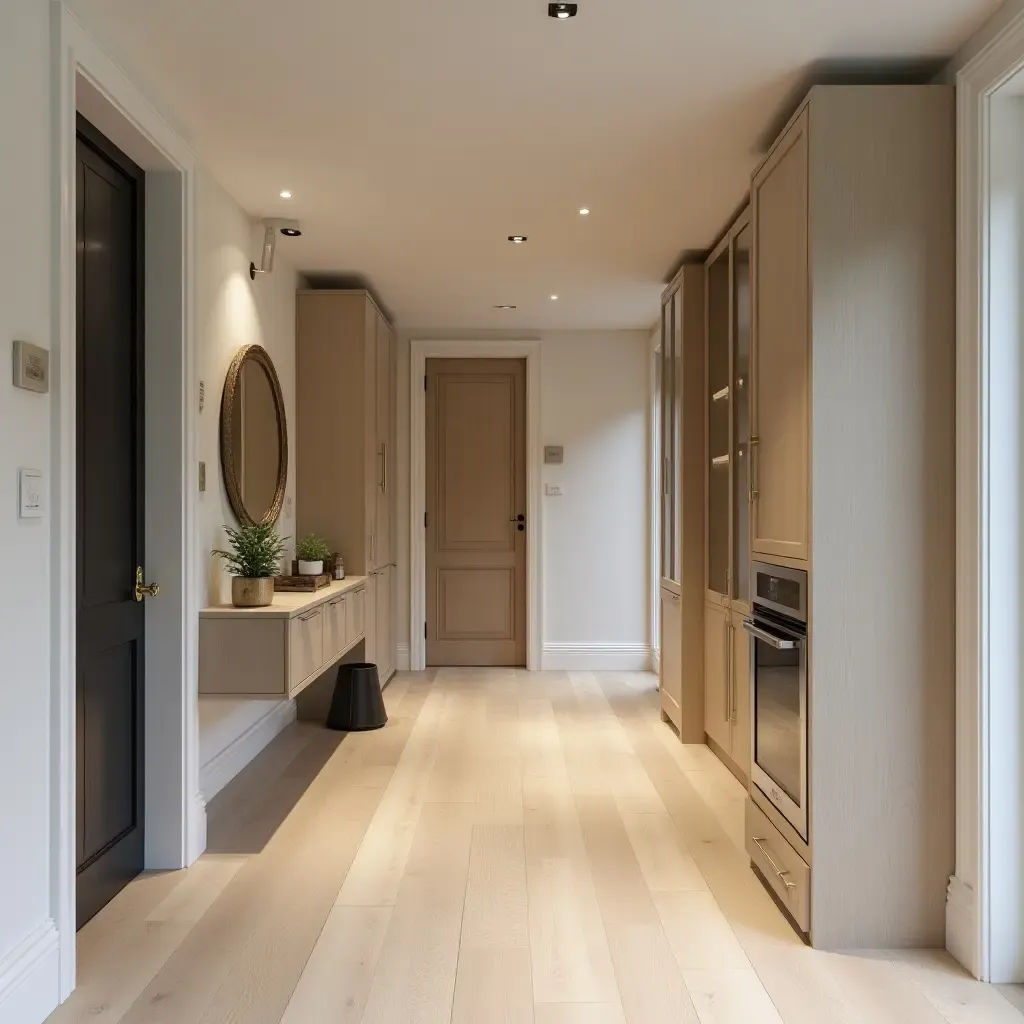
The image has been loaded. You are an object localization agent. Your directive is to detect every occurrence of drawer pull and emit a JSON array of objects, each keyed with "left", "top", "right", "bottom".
[
  {"left": 329, "top": 596, "right": 346, "bottom": 606},
  {"left": 298, "top": 609, "right": 322, "bottom": 622},
  {"left": 752, "top": 837, "right": 797, "bottom": 891}
]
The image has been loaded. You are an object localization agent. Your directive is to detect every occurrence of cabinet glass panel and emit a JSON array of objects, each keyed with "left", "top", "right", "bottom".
[
  {"left": 732, "top": 222, "right": 752, "bottom": 604},
  {"left": 660, "top": 297, "right": 676, "bottom": 582},
  {"left": 707, "top": 247, "right": 730, "bottom": 595}
]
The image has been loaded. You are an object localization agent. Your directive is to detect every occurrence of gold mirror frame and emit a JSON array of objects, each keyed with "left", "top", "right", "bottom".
[{"left": 220, "top": 344, "right": 289, "bottom": 527}]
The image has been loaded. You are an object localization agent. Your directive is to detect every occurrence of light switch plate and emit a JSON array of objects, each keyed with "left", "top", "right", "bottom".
[
  {"left": 545, "top": 483, "right": 563, "bottom": 497},
  {"left": 19, "top": 468, "right": 43, "bottom": 518},
  {"left": 13, "top": 341, "right": 49, "bottom": 394},
  {"left": 544, "top": 445, "right": 564, "bottom": 465}
]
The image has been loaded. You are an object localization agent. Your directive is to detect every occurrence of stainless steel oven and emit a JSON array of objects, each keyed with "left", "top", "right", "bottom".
[{"left": 745, "top": 561, "right": 808, "bottom": 840}]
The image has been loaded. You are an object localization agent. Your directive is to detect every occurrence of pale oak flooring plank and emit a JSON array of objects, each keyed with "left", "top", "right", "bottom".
[
  {"left": 279, "top": 905, "right": 393, "bottom": 1024},
  {"left": 49, "top": 671, "right": 1024, "bottom": 1024}
]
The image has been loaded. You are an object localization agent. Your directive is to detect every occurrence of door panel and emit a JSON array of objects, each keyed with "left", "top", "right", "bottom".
[
  {"left": 660, "top": 588, "right": 682, "bottom": 729},
  {"left": 704, "top": 601, "right": 731, "bottom": 755},
  {"left": 375, "top": 565, "right": 394, "bottom": 683},
  {"left": 752, "top": 110, "right": 810, "bottom": 562},
  {"left": 375, "top": 314, "right": 392, "bottom": 568},
  {"left": 426, "top": 358, "right": 527, "bottom": 666},
  {"left": 76, "top": 118, "right": 146, "bottom": 927},
  {"left": 730, "top": 607, "right": 751, "bottom": 780}
]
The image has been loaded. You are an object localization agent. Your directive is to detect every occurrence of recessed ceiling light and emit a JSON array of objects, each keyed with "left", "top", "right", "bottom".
[
  {"left": 508, "top": 235, "right": 527, "bottom": 244},
  {"left": 548, "top": 3, "right": 578, "bottom": 18},
  {"left": 279, "top": 190, "right": 292, "bottom": 199},
  {"left": 579, "top": 207, "right": 590, "bottom": 216},
  {"left": 495, "top": 304, "right": 517, "bottom": 310},
  {"left": 550, "top": 295, "right": 559, "bottom": 301},
  {"left": 280, "top": 227, "right": 302, "bottom": 237}
]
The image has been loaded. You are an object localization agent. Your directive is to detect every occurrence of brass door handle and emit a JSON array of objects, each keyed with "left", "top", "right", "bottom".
[{"left": 135, "top": 567, "right": 160, "bottom": 602}]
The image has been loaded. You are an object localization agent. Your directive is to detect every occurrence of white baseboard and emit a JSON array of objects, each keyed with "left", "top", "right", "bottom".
[
  {"left": 396, "top": 643, "right": 410, "bottom": 672},
  {"left": 200, "top": 700, "right": 297, "bottom": 801},
  {"left": 946, "top": 874, "right": 981, "bottom": 979},
  {"left": 0, "top": 919, "right": 60, "bottom": 1024},
  {"left": 541, "top": 643, "right": 653, "bottom": 671}
]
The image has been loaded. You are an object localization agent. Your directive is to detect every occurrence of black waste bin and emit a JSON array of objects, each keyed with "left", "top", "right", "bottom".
[{"left": 326, "top": 662, "right": 388, "bottom": 732}]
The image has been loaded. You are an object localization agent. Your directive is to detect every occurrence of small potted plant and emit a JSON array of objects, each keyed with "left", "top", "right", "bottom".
[
  {"left": 296, "top": 533, "right": 331, "bottom": 576},
  {"left": 213, "top": 523, "right": 287, "bottom": 607}
]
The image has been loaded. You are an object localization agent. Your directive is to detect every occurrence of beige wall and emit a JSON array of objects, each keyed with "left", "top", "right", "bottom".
[{"left": 195, "top": 171, "right": 302, "bottom": 794}]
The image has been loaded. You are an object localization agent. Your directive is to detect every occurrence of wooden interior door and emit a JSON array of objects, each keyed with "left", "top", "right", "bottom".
[
  {"left": 426, "top": 358, "right": 527, "bottom": 666},
  {"left": 751, "top": 109, "right": 810, "bottom": 562},
  {"left": 76, "top": 117, "right": 146, "bottom": 927}
]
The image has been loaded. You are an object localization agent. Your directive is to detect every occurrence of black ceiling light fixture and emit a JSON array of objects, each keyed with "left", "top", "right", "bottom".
[
  {"left": 508, "top": 235, "right": 528, "bottom": 244},
  {"left": 548, "top": 3, "right": 578, "bottom": 18}
]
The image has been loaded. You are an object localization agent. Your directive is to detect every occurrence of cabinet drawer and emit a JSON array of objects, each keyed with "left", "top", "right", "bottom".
[
  {"left": 289, "top": 607, "right": 325, "bottom": 690},
  {"left": 324, "top": 594, "right": 348, "bottom": 660},
  {"left": 746, "top": 798, "right": 810, "bottom": 933},
  {"left": 346, "top": 587, "right": 366, "bottom": 640}
]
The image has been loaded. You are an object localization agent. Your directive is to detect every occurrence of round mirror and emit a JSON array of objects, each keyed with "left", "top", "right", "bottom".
[{"left": 220, "top": 344, "right": 288, "bottom": 526}]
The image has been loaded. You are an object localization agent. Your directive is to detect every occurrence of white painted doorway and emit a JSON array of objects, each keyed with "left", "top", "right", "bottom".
[
  {"left": 52, "top": 4, "right": 201, "bottom": 998},
  {"left": 953, "top": 11, "right": 1024, "bottom": 983}
]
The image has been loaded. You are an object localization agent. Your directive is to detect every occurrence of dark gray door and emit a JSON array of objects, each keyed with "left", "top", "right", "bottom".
[{"left": 76, "top": 116, "right": 146, "bottom": 927}]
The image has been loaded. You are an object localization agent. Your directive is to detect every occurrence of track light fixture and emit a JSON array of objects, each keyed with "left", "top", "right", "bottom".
[{"left": 250, "top": 218, "right": 303, "bottom": 280}]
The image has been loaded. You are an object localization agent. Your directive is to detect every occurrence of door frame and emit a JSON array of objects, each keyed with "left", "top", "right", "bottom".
[
  {"left": 53, "top": 3, "right": 201, "bottom": 998},
  {"left": 409, "top": 340, "right": 542, "bottom": 671},
  {"left": 952, "top": 8, "right": 1024, "bottom": 982}
]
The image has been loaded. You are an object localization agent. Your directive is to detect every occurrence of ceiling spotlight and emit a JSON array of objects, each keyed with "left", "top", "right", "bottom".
[
  {"left": 579, "top": 207, "right": 590, "bottom": 216},
  {"left": 508, "top": 235, "right": 527, "bottom": 244},
  {"left": 550, "top": 295, "right": 559, "bottom": 301},
  {"left": 495, "top": 304, "right": 517, "bottom": 310},
  {"left": 549, "top": 3, "right": 578, "bottom": 18},
  {"left": 250, "top": 218, "right": 303, "bottom": 279},
  {"left": 279, "top": 190, "right": 292, "bottom": 199}
]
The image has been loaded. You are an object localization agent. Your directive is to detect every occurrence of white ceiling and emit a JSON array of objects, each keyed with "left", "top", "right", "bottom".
[{"left": 68, "top": 0, "right": 998, "bottom": 330}]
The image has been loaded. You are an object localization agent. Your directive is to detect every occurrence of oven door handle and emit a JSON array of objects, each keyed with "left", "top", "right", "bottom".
[{"left": 743, "top": 619, "right": 802, "bottom": 650}]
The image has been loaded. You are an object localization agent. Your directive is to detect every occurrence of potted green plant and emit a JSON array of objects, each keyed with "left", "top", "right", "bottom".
[
  {"left": 296, "top": 533, "right": 331, "bottom": 576},
  {"left": 213, "top": 523, "right": 287, "bottom": 607}
]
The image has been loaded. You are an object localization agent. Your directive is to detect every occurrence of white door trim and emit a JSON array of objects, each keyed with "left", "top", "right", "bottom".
[
  {"left": 52, "top": 3, "right": 201, "bottom": 1000},
  {"left": 409, "top": 340, "right": 542, "bottom": 671},
  {"left": 952, "top": 7, "right": 1024, "bottom": 982}
]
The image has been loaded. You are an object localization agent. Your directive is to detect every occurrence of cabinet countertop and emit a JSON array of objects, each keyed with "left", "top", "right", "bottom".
[{"left": 200, "top": 576, "right": 368, "bottom": 620}]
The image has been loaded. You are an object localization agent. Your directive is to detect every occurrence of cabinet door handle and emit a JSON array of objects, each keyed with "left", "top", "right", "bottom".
[
  {"left": 752, "top": 837, "right": 797, "bottom": 890},
  {"left": 299, "top": 608, "right": 322, "bottom": 622},
  {"left": 382, "top": 442, "right": 388, "bottom": 495}
]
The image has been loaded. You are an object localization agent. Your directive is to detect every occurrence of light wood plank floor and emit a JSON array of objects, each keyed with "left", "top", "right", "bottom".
[{"left": 49, "top": 670, "right": 1024, "bottom": 1024}]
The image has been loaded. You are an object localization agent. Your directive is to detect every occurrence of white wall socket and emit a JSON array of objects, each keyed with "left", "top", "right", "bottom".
[
  {"left": 545, "top": 484, "right": 563, "bottom": 497},
  {"left": 19, "top": 468, "right": 43, "bottom": 519}
]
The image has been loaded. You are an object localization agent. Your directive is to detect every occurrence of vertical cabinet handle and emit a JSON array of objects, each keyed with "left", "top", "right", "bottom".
[{"left": 382, "top": 442, "right": 388, "bottom": 495}]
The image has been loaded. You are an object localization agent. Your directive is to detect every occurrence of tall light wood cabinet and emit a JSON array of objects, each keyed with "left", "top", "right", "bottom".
[
  {"left": 296, "top": 289, "right": 397, "bottom": 685},
  {"left": 658, "top": 264, "right": 705, "bottom": 742},
  {"left": 745, "top": 86, "right": 955, "bottom": 949},
  {"left": 703, "top": 208, "right": 753, "bottom": 783}
]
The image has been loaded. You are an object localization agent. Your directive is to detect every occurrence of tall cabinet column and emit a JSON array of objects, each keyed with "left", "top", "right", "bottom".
[{"left": 296, "top": 289, "right": 398, "bottom": 687}]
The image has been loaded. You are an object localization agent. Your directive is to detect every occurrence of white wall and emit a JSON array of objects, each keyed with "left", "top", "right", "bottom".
[
  {"left": 195, "top": 172, "right": 301, "bottom": 798},
  {"left": 397, "top": 330, "right": 650, "bottom": 670},
  {"left": 0, "top": 0, "right": 60, "bottom": 1020}
]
